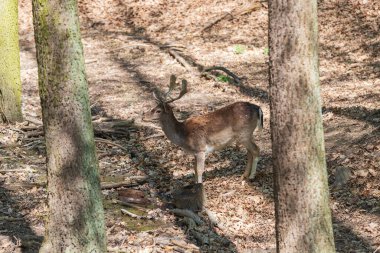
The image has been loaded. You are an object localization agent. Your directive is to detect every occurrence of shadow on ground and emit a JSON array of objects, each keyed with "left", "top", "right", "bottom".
[
  {"left": 0, "top": 185, "right": 43, "bottom": 253},
  {"left": 333, "top": 217, "right": 376, "bottom": 253}
]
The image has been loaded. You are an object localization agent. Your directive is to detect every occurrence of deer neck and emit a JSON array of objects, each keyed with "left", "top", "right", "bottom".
[{"left": 159, "top": 110, "right": 186, "bottom": 147}]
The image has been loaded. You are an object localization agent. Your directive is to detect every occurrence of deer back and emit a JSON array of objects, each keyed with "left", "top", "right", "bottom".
[{"left": 181, "top": 102, "right": 262, "bottom": 153}]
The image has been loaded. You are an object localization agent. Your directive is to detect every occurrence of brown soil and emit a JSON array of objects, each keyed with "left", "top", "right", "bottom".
[{"left": 0, "top": 0, "right": 379, "bottom": 252}]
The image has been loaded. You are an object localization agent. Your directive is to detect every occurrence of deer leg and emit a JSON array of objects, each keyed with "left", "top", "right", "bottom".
[
  {"left": 242, "top": 140, "right": 260, "bottom": 180},
  {"left": 194, "top": 152, "right": 206, "bottom": 183}
]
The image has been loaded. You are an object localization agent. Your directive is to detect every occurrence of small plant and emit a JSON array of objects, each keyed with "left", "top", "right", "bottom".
[
  {"left": 233, "top": 44, "right": 246, "bottom": 55},
  {"left": 217, "top": 75, "right": 231, "bottom": 83},
  {"left": 263, "top": 47, "right": 269, "bottom": 56}
]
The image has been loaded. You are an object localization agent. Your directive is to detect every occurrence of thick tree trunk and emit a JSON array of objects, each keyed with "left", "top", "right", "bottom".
[
  {"left": 32, "top": 0, "right": 106, "bottom": 252},
  {"left": 268, "top": 0, "right": 335, "bottom": 252},
  {"left": 0, "top": 0, "right": 22, "bottom": 123}
]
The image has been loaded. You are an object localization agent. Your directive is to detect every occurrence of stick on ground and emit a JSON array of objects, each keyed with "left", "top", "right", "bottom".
[
  {"left": 121, "top": 209, "right": 150, "bottom": 219},
  {"left": 95, "top": 138, "right": 129, "bottom": 153}
]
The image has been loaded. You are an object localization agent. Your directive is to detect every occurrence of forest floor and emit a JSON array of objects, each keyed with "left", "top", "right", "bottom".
[{"left": 0, "top": 0, "right": 379, "bottom": 252}]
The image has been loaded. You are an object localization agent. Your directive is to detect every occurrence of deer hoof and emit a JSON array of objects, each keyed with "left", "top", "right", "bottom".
[{"left": 241, "top": 174, "right": 251, "bottom": 182}]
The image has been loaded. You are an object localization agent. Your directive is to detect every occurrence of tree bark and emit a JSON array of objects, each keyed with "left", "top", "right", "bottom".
[
  {"left": 32, "top": 0, "right": 106, "bottom": 252},
  {"left": 268, "top": 0, "right": 336, "bottom": 252},
  {"left": 0, "top": 0, "right": 22, "bottom": 123}
]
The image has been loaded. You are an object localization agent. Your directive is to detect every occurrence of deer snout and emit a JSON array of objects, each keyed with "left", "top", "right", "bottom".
[{"left": 142, "top": 106, "right": 161, "bottom": 122}]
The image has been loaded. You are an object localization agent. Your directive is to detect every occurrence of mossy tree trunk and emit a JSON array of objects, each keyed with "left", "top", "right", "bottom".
[
  {"left": 268, "top": 0, "right": 336, "bottom": 252},
  {"left": 0, "top": 0, "right": 22, "bottom": 123},
  {"left": 32, "top": 0, "right": 106, "bottom": 252}
]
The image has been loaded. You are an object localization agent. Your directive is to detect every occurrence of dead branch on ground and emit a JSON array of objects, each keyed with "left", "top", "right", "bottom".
[
  {"left": 121, "top": 208, "right": 151, "bottom": 219},
  {"left": 140, "top": 133, "right": 165, "bottom": 140},
  {"left": 100, "top": 176, "right": 148, "bottom": 190},
  {"left": 93, "top": 119, "right": 135, "bottom": 138},
  {"left": 17, "top": 117, "right": 134, "bottom": 149},
  {"left": 168, "top": 49, "right": 197, "bottom": 74},
  {"left": 116, "top": 200, "right": 149, "bottom": 212},
  {"left": 167, "top": 48, "right": 242, "bottom": 86},
  {"left": 95, "top": 138, "right": 129, "bottom": 153},
  {"left": 170, "top": 239, "right": 199, "bottom": 251},
  {"left": 24, "top": 116, "right": 42, "bottom": 126}
]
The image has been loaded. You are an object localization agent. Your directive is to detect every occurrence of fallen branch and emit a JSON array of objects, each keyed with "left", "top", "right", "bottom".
[
  {"left": 85, "top": 59, "right": 98, "bottom": 64},
  {"left": 101, "top": 182, "right": 141, "bottom": 190},
  {"left": 23, "top": 139, "right": 44, "bottom": 150},
  {"left": 168, "top": 49, "right": 198, "bottom": 74},
  {"left": 170, "top": 208, "right": 204, "bottom": 226},
  {"left": 20, "top": 125, "right": 42, "bottom": 131},
  {"left": 166, "top": 48, "right": 242, "bottom": 86},
  {"left": 24, "top": 116, "right": 43, "bottom": 126},
  {"left": 25, "top": 131, "right": 44, "bottom": 138},
  {"left": 93, "top": 119, "right": 134, "bottom": 138},
  {"left": 91, "top": 116, "right": 114, "bottom": 122},
  {"left": 0, "top": 168, "right": 37, "bottom": 173},
  {"left": 170, "top": 239, "right": 199, "bottom": 251},
  {"left": 95, "top": 138, "right": 129, "bottom": 153},
  {"left": 121, "top": 208, "right": 150, "bottom": 219},
  {"left": 140, "top": 133, "right": 165, "bottom": 141},
  {"left": 101, "top": 176, "right": 148, "bottom": 190},
  {"left": 116, "top": 200, "right": 149, "bottom": 212}
]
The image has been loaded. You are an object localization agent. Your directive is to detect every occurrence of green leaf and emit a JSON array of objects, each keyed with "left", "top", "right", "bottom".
[{"left": 233, "top": 44, "right": 246, "bottom": 55}]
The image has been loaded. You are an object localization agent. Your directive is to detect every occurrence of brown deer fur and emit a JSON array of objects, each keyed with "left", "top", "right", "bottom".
[{"left": 143, "top": 76, "right": 263, "bottom": 183}]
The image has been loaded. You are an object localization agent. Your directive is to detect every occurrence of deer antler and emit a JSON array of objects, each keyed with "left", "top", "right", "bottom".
[
  {"left": 166, "top": 75, "right": 177, "bottom": 96},
  {"left": 154, "top": 75, "right": 188, "bottom": 105},
  {"left": 166, "top": 78, "right": 187, "bottom": 103}
]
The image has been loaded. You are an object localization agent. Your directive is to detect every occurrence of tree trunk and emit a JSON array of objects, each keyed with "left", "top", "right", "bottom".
[
  {"left": 0, "top": 0, "right": 22, "bottom": 123},
  {"left": 268, "top": 0, "right": 336, "bottom": 252},
  {"left": 32, "top": 0, "right": 106, "bottom": 252}
]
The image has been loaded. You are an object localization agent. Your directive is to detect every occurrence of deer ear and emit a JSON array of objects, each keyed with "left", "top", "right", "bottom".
[
  {"left": 181, "top": 79, "right": 187, "bottom": 92},
  {"left": 170, "top": 74, "right": 177, "bottom": 84},
  {"left": 153, "top": 90, "right": 161, "bottom": 103}
]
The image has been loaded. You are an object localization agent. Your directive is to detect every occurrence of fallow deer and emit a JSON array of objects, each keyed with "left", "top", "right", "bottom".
[{"left": 144, "top": 75, "right": 263, "bottom": 183}]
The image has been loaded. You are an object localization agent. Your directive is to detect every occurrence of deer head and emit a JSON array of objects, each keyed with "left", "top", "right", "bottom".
[{"left": 143, "top": 75, "right": 188, "bottom": 121}]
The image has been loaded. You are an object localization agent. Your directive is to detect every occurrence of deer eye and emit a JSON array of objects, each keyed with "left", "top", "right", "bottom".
[{"left": 154, "top": 108, "right": 162, "bottom": 114}]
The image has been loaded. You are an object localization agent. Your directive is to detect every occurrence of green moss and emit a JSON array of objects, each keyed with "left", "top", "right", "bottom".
[
  {"left": 103, "top": 199, "right": 164, "bottom": 232},
  {"left": 0, "top": 0, "right": 22, "bottom": 122},
  {"left": 217, "top": 74, "right": 231, "bottom": 83}
]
